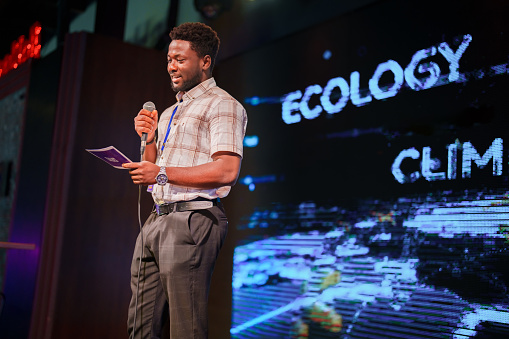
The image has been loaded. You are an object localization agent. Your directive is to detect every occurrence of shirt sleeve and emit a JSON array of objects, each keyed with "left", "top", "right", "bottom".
[{"left": 209, "top": 98, "right": 247, "bottom": 157}]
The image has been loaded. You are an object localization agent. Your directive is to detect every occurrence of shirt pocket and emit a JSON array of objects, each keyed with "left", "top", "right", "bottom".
[{"left": 171, "top": 116, "right": 209, "bottom": 151}]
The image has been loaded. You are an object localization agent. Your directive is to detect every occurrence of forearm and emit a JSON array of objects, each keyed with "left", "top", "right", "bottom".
[
  {"left": 142, "top": 141, "right": 157, "bottom": 163},
  {"left": 166, "top": 153, "right": 241, "bottom": 189},
  {"left": 124, "top": 153, "right": 241, "bottom": 188}
]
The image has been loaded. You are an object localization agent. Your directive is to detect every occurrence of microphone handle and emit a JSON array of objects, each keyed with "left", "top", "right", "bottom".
[
  {"left": 140, "top": 101, "right": 156, "bottom": 158},
  {"left": 140, "top": 133, "right": 148, "bottom": 159}
]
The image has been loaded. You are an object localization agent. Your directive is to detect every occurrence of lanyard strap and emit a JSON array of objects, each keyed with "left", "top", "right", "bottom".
[
  {"left": 161, "top": 105, "right": 178, "bottom": 152},
  {"left": 148, "top": 104, "right": 179, "bottom": 194}
]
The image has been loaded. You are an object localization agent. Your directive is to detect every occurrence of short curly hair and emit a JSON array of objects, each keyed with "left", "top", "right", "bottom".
[{"left": 169, "top": 22, "right": 220, "bottom": 71}]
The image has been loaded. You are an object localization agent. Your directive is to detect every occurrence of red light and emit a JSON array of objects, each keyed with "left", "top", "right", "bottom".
[{"left": 0, "top": 21, "right": 41, "bottom": 79}]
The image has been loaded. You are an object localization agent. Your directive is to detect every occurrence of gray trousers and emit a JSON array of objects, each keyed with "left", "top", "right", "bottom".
[{"left": 127, "top": 203, "right": 228, "bottom": 339}]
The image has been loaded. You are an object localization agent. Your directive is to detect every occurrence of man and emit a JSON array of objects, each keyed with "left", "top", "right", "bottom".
[{"left": 122, "top": 22, "right": 247, "bottom": 338}]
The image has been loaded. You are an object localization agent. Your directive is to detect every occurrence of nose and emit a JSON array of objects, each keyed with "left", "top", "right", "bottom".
[{"left": 168, "top": 60, "right": 178, "bottom": 72}]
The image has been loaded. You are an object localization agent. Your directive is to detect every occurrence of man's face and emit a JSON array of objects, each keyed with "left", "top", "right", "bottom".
[{"left": 167, "top": 40, "right": 204, "bottom": 93}]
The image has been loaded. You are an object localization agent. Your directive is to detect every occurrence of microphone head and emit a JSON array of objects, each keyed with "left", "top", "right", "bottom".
[{"left": 143, "top": 101, "right": 156, "bottom": 112}]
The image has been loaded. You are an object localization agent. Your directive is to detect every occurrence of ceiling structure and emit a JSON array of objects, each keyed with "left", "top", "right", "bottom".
[
  {"left": 0, "top": 0, "right": 379, "bottom": 66},
  {"left": 0, "top": 0, "right": 95, "bottom": 56}
]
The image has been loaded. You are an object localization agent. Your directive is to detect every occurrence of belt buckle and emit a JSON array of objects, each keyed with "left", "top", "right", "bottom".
[{"left": 155, "top": 203, "right": 170, "bottom": 216}]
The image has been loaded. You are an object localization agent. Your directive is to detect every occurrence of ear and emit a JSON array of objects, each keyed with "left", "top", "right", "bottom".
[{"left": 202, "top": 55, "right": 212, "bottom": 72}]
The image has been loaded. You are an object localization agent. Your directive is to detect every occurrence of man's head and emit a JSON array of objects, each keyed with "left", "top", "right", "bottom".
[{"left": 167, "top": 22, "right": 220, "bottom": 93}]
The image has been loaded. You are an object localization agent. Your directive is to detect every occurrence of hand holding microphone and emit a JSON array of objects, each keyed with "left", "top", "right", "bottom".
[
  {"left": 125, "top": 101, "right": 159, "bottom": 183},
  {"left": 135, "top": 101, "right": 158, "bottom": 156}
]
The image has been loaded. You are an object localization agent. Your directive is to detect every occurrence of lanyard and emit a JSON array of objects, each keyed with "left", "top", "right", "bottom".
[
  {"left": 147, "top": 105, "right": 178, "bottom": 195},
  {"left": 161, "top": 105, "right": 178, "bottom": 152},
  {"left": 148, "top": 105, "right": 179, "bottom": 194}
]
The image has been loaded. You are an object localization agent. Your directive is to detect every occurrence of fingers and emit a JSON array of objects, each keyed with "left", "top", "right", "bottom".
[
  {"left": 122, "top": 162, "right": 138, "bottom": 169},
  {"left": 123, "top": 161, "right": 158, "bottom": 186},
  {"left": 138, "top": 108, "right": 158, "bottom": 119},
  {"left": 138, "top": 109, "right": 158, "bottom": 124},
  {"left": 135, "top": 110, "right": 157, "bottom": 125},
  {"left": 123, "top": 163, "right": 143, "bottom": 184},
  {"left": 134, "top": 109, "right": 158, "bottom": 136},
  {"left": 130, "top": 173, "right": 143, "bottom": 185},
  {"left": 134, "top": 120, "right": 154, "bottom": 135}
]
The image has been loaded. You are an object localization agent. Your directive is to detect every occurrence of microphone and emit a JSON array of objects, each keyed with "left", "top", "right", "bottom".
[{"left": 140, "top": 101, "right": 156, "bottom": 157}]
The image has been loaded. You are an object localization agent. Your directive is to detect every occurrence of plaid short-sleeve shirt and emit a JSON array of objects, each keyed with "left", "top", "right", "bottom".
[{"left": 152, "top": 77, "right": 247, "bottom": 203}]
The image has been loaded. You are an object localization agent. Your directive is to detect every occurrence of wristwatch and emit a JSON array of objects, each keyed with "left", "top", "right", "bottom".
[{"left": 155, "top": 166, "right": 168, "bottom": 186}]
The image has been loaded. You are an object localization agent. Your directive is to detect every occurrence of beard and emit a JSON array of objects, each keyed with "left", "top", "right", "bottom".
[{"left": 170, "top": 69, "right": 202, "bottom": 93}]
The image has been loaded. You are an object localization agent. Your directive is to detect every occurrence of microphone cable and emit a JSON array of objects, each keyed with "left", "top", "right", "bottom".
[
  {"left": 131, "top": 101, "right": 155, "bottom": 338},
  {"left": 131, "top": 141, "right": 146, "bottom": 339}
]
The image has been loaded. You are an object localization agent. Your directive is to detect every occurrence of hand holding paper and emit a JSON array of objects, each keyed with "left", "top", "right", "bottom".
[
  {"left": 122, "top": 161, "right": 159, "bottom": 185},
  {"left": 86, "top": 146, "right": 132, "bottom": 169}
]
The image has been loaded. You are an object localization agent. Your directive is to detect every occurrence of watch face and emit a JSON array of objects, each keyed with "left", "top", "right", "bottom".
[{"left": 156, "top": 173, "right": 168, "bottom": 186}]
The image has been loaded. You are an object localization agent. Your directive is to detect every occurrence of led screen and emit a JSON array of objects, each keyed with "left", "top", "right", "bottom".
[{"left": 214, "top": 1, "right": 509, "bottom": 337}]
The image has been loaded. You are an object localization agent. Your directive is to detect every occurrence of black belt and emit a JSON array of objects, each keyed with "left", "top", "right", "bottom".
[{"left": 152, "top": 198, "right": 219, "bottom": 216}]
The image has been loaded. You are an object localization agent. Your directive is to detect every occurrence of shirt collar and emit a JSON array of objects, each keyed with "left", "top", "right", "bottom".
[{"left": 176, "top": 77, "right": 216, "bottom": 102}]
